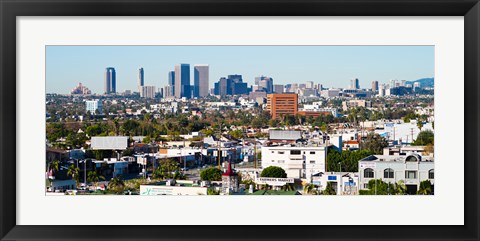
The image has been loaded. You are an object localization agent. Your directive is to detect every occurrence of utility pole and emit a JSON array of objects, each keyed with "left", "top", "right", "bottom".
[
  {"left": 393, "top": 127, "right": 396, "bottom": 143},
  {"left": 254, "top": 139, "right": 257, "bottom": 169},
  {"left": 410, "top": 128, "right": 415, "bottom": 143},
  {"left": 217, "top": 123, "right": 222, "bottom": 169}
]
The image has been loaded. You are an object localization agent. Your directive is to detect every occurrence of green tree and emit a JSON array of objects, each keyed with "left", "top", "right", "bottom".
[
  {"left": 322, "top": 182, "right": 336, "bottom": 195},
  {"left": 67, "top": 165, "right": 80, "bottom": 187},
  {"left": 228, "top": 130, "right": 244, "bottom": 139},
  {"left": 417, "top": 120, "right": 424, "bottom": 130},
  {"left": 87, "top": 171, "right": 105, "bottom": 186},
  {"left": 260, "top": 166, "right": 287, "bottom": 178},
  {"left": 207, "top": 188, "right": 220, "bottom": 195},
  {"left": 153, "top": 159, "right": 181, "bottom": 179},
  {"left": 49, "top": 160, "right": 59, "bottom": 176},
  {"left": 108, "top": 176, "right": 125, "bottom": 194},
  {"left": 417, "top": 180, "right": 433, "bottom": 195},
  {"left": 200, "top": 167, "right": 223, "bottom": 181},
  {"left": 395, "top": 180, "right": 406, "bottom": 195},
  {"left": 360, "top": 133, "right": 388, "bottom": 154},
  {"left": 143, "top": 136, "right": 152, "bottom": 144},
  {"left": 303, "top": 183, "right": 319, "bottom": 195},
  {"left": 413, "top": 130, "right": 434, "bottom": 146},
  {"left": 363, "top": 179, "right": 396, "bottom": 195},
  {"left": 327, "top": 149, "right": 373, "bottom": 172}
]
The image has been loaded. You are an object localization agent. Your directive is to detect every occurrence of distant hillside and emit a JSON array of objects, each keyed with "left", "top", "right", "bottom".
[{"left": 406, "top": 77, "right": 434, "bottom": 88}]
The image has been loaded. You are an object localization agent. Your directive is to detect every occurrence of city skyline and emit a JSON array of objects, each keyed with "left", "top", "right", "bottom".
[{"left": 46, "top": 46, "right": 434, "bottom": 94}]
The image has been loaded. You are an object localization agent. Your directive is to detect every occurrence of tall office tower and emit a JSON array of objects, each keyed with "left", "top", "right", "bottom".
[
  {"left": 164, "top": 85, "right": 172, "bottom": 98},
  {"left": 174, "top": 64, "right": 190, "bottom": 98},
  {"left": 140, "top": 86, "right": 156, "bottom": 99},
  {"left": 390, "top": 79, "right": 397, "bottom": 88},
  {"left": 273, "top": 84, "right": 284, "bottom": 93},
  {"left": 104, "top": 67, "right": 116, "bottom": 94},
  {"left": 350, "top": 78, "right": 360, "bottom": 89},
  {"left": 137, "top": 68, "right": 144, "bottom": 92},
  {"left": 194, "top": 64, "right": 209, "bottom": 98},
  {"left": 255, "top": 76, "right": 274, "bottom": 93},
  {"left": 401, "top": 80, "right": 406, "bottom": 87},
  {"left": 305, "top": 81, "right": 314, "bottom": 89},
  {"left": 379, "top": 84, "right": 386, "bottom": 97},
  {"left": 168, "top": 71, "right": 175, "bottom": 96},
  {"left": 372, "top": 80, "right": 379, "bottom": 92},
  {"left": 317, "top": 84, "right": 323, "bottom": 91},
  {"left": 228, "top": 74, "right": 248, "bottom": 95},
  {"left": 266, "top": 93, "right": 298, "bottom": 119},
  {"left": 214, "top": 77, "right": 231, "bottom": 96}
]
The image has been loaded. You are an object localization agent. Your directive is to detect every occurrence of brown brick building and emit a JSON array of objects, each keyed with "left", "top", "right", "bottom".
[{"left": 266, "top": 93, "right": 298, "bottom": 119}]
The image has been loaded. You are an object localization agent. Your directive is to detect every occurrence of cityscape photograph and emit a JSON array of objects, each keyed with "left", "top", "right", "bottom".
[{"left": 45, "top": 46, "right": 435, "bottom": 196}]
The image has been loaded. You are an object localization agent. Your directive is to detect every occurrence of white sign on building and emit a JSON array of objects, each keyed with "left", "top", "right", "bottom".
[
  {"left": 255, "top": 177, "right": 294, "bottom": 186},
  {"left": 359, "top": 162, "right": 376, "bottom": 169}
]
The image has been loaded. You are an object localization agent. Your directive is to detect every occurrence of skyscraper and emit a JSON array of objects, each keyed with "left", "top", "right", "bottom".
[
  {"left": 168, "top": 71, "right": 175, "bottom": 91},
  {"left": 194, "top": 64, "right": 209, "bottom": 98},
  {"left": 174, "top": 64, "right": 190, "bottom": 99},
  {"left": 255, "top": 76, "right": 274, "bottom": 93},
  {"left": 137, "top": 68, "right": 144, "bottom": 92},
  {"left": 140, "top": 86, "right": 156, "bottom": 99},
  {"left": 350, "top": 78, "right": 360, "bottom": 89},
  {"left": 104, "top": 67, "right": 116, "bottom": 94},
  {"left": 372, "top": 80, "right": 379, "bottom": 92}
]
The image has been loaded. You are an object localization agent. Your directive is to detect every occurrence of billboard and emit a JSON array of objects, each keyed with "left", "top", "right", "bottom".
[{"left": 91, "top": 136, "right": 128, "bottom": 150}]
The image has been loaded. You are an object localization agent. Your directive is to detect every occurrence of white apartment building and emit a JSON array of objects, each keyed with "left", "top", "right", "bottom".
[
  {"left": 261, "top": 146, "right": 327, "bottom": 181},
  {"left": 358, "top": 153, "right": 434, "bottom": 194},
  {"left": 85, "top": 99, "right": 103, "bottom": 114}
]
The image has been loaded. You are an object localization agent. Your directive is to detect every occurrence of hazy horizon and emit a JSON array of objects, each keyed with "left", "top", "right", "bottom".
[{"left": 46, "top": 45, "right": 434, "bottom": 94}]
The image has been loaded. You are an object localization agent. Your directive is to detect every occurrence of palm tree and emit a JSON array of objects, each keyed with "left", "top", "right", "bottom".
[
  {"left": 87, "top": 171, "right": 105, "bottom": 189},
  {"left": 417, "top": 180, "right": 433, "bottom": 195},
  {"left": 49, "top": 160, "right": 59, "bottom": 177},
  {"left": 395, "top": 180, "right": 407, "bottom": 195},
  {"left": 304, "top": 183, "right": 315, "bottom": 194},
  {"left": 282, "top": 183, "right": 296, "bottom": 191},
  {"left": 67, "top": 164, "right": 80, "bottom": 187},
  {"left": 108, "top": 176, "right": 125, "bottom": 193}
]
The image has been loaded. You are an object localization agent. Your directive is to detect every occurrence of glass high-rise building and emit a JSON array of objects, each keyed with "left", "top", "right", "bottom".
[
  {"left": 105, "top": 67, "right": 116, "bottom": 94},
  {"left": 174, "top": 64, "right": 190, "bottom": 98},
  {"left": 194, "top": 65, "right": 209, "bottom": 98},
  {"left": 137, "top": 68, "right": 144, "bottom": 92}
]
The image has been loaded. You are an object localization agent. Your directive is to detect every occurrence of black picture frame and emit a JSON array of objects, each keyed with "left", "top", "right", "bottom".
[{"left": 1, "top": 0, "right": 478, "bottom": 240}]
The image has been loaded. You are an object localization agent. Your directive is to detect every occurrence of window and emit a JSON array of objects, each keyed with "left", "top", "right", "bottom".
[
  {"left": 405, "top": 171, "right": 417, "bottom": 179},
  {"left": 278, "top": 151, "right": 285, "bottom": 154},
  {"left": 429, "top": 169, "right": 434, "bottom": 179},
  {"left": 310, "top": 160, "right": 315, "bottom": 164},
  {"left": 290, "top": 150, "right": 301, "bottom": 155},
  {"left": 364, "top": 168, "right": 374, "bottom": 178},
  {"left": 384, "top": 168, "right": 394, "bottom": 179},
  {"left": 363, "top": 183, "right": 369, "bottom": 188},
  {"left": 310, "top": 151, "right": 316, "bottom": 154},
  {"left": 271, "top": 151, "right": 274, "bottom": 153},
  {"left": 406, "top": 155, "right": 418, "bottom": 162},
  {"left": 278, "top": 160, "right": 285, "bottom": 164}
]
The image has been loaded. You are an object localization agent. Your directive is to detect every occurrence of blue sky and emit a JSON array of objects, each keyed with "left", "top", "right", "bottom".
[{"left": 46, "top": 46, "right": 434, "bottom": 94}]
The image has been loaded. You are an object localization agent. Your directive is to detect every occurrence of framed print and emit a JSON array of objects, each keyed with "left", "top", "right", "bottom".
[{"left": 1, "top": 0, "right": 479, "bottom": 240}]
